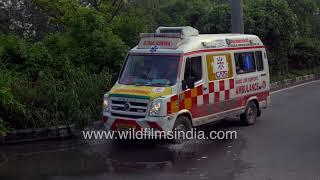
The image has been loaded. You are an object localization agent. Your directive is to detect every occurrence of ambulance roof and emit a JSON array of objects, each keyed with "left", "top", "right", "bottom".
[{"left": 130, "top": 26, "right": 264, "bottom": 55}]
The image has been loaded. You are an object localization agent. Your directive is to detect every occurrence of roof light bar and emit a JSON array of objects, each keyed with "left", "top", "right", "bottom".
[
  {"left": 140, "top": 33, "right": 182, "bottom": 39},
  {"left": 156, "top": 26, "right": 199, "bottom": 37}
]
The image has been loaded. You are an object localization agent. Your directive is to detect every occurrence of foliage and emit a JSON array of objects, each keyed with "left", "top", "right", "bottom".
[
  {"left": 245, "top": 0, "right": 298, "bottom": 75},
  {"left": 153, "top": 0, "right": 212, "bottom": 28},
  {"left": 0, "top": 35, "right": 29, "bottom": 70},
  {"left": 0, "top": 117, "right": 7, "bottom": 136},
  {"left": 0, "top": 0, "right": 320, "bottom": 133},
  {"left": 12, "top": 70, "right": 111, "bottom": 129},
  {"left": 0, "top": 69, "right": 25, "bottom": 134},
  {"left": 0, "top": 2, "right": 9, "bottom": 34},
  {"left": 199, "top": 4, "right": 231, "bottom": 33},
  {"left": 287, "top": 0, "right": 317, "bottom": 36},
  {"left": 112, "top": 5, "right": 153, "bottom": 47},
  {"left": 35, "top": 0, "right": 130, "bottom": 72},
  {"left": 290, "top": 38, "right": 320, "bottom": 69}
]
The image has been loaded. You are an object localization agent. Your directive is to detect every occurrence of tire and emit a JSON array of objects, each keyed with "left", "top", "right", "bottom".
[
  {"left": 172, "top": 116, "right": 192, "bottom": 144},
  {"left": 240, "top": 101, "right": 258, "bottom": 125}
]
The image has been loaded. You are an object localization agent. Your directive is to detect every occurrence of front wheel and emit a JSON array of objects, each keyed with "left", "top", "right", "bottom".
[
  {"left": 240, "top": 101, "right": 258, "bottom": 125},
  {"left": 172, "top": 116, "right": 192, "bottom": 144}
]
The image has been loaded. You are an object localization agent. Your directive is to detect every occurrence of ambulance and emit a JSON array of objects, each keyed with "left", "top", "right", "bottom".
[{"left": 102, "top": 26, "right": 270, "bottom": 137}]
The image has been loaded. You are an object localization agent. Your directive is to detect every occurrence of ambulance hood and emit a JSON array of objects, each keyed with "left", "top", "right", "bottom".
[{"left": 109, "top": 84, "right": 173, "bottom": 100}]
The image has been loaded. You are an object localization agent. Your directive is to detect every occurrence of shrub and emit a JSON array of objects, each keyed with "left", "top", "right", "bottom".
[
  {"left": 0, "top": 69, "right": 25, "bottom": 132},
  {"left": 0, "top": 117, "right": 7, "bottom": 136},
  {"left": 289, "top": 38, "right": 320, "bottom": 69},
  {"left": 12, "top": 68, "right": 112, "bottom": 129},
  {"left": 0, "top": 35, "right": 28, "bottom": 70}
]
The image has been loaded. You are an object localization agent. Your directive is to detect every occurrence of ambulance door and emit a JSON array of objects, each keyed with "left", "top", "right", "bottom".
[
  {"left": 254, "top": 50, "right": 270, "bottom": 108},
  {"left": 181, "top": 55, "right": 207, "bottom": 118},
  {"left": 205, "top": 53, "right": 235, "bottom": 116},
  {"left": 255, "top": 50, "right": 270, "bottom": 92}
]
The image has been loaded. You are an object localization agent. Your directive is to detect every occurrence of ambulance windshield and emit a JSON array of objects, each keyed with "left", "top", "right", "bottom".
[{"left": 119, "top": 55, "right": 180, "bottom": 87}]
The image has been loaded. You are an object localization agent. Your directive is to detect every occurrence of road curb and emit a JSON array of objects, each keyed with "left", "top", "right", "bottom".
[
  {"left": 3, "top": 125, "right": 75, "bottom": 144},
  {"left": 1, "top": 74, "right": 320, "bottom": 145},
  {"left": 1, "top": 121, "right": 103, "bottom": 145},
  {"left": 270, "top": 74, "right": 320, "bottom": 91}
]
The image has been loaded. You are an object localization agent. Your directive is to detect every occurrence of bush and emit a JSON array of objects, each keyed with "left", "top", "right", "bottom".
[
  {"left": 289, "top": 38, "right": 320, "bottom": 69},
  {"left": 0, "top": 69, "right": 25, "bottom": 132},
  {"left": 0, "top": 35, "right": 28, "bottom": 70},
  {"left": 0, "top": 2, "right": 125, "bottom": 131},
  {"left": 12, "top": 69, "right": 112, "bottom": 129},
  {"left": 0, "top": 117, "right": 7, "bottom": 136}
]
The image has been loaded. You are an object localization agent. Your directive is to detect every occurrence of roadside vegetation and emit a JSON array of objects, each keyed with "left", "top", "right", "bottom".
[{"left": 0, "top": 0, "right": 320, "bottom": 135}]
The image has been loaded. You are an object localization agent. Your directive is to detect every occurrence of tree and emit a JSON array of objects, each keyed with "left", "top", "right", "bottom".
[
  {"left": 290, "top": 38, "right": 320, "bottom": 69},
  {"left": 0, "top": 2, "right": 10, "bottom": 34},
  {"left": 287, "top": 0, "right": 317, "bottom": 36},
  {"left": 34, "top": 0, "right": 129, "bottom": 73},
  {"left": 153, "top": 0, "right": 212, "bottom": 29},
  {"left": 0, "top": 0, "right": 58, "bottom": 39},
  {"left": 198, "top": 4, "right": 231, "bottom": 33},
  {"left": 245, "top": 0, "right": 297, "bottom": 75}
]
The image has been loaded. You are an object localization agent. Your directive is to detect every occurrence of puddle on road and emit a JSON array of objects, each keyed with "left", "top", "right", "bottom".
[{"left": 0, "top": 119, "right": 249, "bottom": 180}]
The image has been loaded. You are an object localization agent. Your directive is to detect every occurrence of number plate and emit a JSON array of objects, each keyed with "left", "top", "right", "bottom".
[
  {"left": 116, "top": 97, "right": 141, "bottom": 103},
  {"left": 116, "top": 123, "right": 135, "bottom": 131}
]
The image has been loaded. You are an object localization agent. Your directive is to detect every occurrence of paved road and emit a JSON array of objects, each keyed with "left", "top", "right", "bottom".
[{"left": 1, "top": 80, "right": 320, "bottom": 180}]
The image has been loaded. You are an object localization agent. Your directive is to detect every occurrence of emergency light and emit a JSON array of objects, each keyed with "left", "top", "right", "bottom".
[
  {"left": 155, "top": 26, "right": 199, "bottom": 37},
  {"left": 138, "top": 27, "right": 200, "bottom": 50},
  {"left": 139, "top": 33, "right": 182, "bottom": 39}
]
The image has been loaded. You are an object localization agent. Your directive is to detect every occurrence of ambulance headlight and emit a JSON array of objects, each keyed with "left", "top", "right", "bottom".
[
  {"left": 149, "top": 99, "right": 162, "bottom": 117},
  {"left": 103, "top": 94, "right": 110, "bottom": 112}
]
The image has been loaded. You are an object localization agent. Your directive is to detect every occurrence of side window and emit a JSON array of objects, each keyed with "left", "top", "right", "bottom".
[
  {"left": 184, "top": 56, "right": 202, "bottom": 82},
  {"left": 255, "top": 51, "right": 264, "bottom": 71},
  {"left": 235, "top": 52, "right": 256, "bottom": 74}
]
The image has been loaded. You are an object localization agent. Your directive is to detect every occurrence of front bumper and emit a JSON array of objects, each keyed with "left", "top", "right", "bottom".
[{"left": 102, "top": 112, "right": 176, "bottom": 132}]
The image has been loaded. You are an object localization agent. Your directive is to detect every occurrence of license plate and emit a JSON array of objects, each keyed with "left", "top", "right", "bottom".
[
  {"left": 116, "top": 123, "right": 135, "bottom": 131},
  {"left": 117, "top": 97, "right": 138, "bottom": 102}
]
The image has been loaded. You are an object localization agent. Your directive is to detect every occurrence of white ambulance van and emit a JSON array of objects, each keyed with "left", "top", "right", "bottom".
[{"left": 102, "top": 26, "right": 270, "bottom": 135}]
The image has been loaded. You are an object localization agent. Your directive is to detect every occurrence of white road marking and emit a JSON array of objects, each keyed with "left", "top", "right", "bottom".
[{"left": 271, "top": 79, "right": 320, "bottom": 95}]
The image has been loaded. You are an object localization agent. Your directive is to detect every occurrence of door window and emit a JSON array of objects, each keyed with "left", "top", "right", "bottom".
[
  {"left": 234, "top": 52, "right": 256, "bottom": 74},
  {"left": 255, "top": 51, "right": 264, "bottom": 71},
  {"left": 184, "top": 56, "right": 202, "bottom": 82}
]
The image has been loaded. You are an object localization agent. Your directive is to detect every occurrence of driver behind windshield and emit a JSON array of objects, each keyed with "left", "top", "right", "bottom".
[
  {"left": 139, "top": 59, "right": 158, "bottom": 79},
  {"left": 119, "top": 55, "right": 180, "bottom": 87},
  {"left": 157, "top": 61, "right": 178, "bottom": 85}
]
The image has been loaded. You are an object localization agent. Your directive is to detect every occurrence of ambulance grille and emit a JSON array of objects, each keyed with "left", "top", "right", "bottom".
[{"left": 110, "top": 98, "right": 149, "bottom": 119}]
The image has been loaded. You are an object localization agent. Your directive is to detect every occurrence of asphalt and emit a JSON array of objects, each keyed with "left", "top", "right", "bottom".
[{"left": 1, "top": 80, "right": 320, "bottom": 180}]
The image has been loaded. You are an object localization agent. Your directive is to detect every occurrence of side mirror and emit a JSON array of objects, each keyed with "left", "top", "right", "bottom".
[{"left": 182, "top": 77, "right": 195, "bottom": 91}]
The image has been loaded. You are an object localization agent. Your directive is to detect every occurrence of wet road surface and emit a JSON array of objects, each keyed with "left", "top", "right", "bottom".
[{"left": 1, "top": 81, "right": 320, "bottom": 180}]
